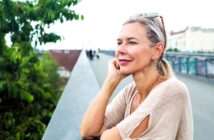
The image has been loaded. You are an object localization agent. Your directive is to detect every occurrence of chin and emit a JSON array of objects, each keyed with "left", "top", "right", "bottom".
[{"left": 119, "top": 69, "right": 133, "bottom": 75}]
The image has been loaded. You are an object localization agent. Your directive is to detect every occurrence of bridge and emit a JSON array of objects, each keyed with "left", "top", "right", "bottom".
[{"left": 42, "top": 51, "right": 214, "bottom": 140}]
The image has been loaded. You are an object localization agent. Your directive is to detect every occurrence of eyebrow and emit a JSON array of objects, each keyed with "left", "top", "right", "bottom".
[{"left": 117, "top": 37, "right": 138, "bottom": 42}]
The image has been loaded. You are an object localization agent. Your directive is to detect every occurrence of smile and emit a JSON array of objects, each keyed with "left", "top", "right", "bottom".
[{"left": 119, "top": 59, "right": 132, "bottom": 66}]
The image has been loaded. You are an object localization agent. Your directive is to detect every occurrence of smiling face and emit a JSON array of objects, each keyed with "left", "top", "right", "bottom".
[{"left": 115, "top": 22, "right": 157, "bottom": 75}]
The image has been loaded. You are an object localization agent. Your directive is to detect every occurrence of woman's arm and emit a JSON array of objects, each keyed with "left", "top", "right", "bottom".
[
  {"left": 80, "top": 77, "right": 119, "bottom": 138},
  {"left": 100, "top": 116, "right": 149, "bottom": 140},
  {"left": 100, "top": 127, "right": 121, "bottom": 140},
  {"left": 80, "top": 59, "right": 125, "bottom": 138}
]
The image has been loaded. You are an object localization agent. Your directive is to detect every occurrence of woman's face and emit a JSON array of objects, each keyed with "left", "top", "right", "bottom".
[{"left": 115, "top": 22, "right": 156, "bottom": 75}]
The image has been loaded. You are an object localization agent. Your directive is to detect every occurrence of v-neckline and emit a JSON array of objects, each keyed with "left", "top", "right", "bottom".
[{"left": 128, "top": 77, "right": 172, "bottom": 115}]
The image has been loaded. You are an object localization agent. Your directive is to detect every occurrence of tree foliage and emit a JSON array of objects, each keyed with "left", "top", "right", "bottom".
[
  {"left": 0, "top": 0, "right": 83, "bottom": 139},
  {"left": 166, "top": 47, "right": 180, "bottom": 52}
]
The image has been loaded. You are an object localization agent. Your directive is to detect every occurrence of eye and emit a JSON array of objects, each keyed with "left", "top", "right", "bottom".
[
  {"left": 117, "top": 40, "right": 122, "bottom": 46},
  {"left": 128, "top": 41, "right": 137, "bottom": 45}
]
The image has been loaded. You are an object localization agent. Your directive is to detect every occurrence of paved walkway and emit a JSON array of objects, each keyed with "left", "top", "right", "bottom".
[{"left": 90, "top": 53, "right": 214, "bottom": 140}]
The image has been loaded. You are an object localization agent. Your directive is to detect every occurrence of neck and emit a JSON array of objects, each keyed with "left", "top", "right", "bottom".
[{"left": 133, "top": 65, "right": 160, "bottom": 101}]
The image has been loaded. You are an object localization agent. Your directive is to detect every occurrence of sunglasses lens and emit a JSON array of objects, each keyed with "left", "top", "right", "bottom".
[{"left": 144, "top": 13, "right": 159, "bottom": 18}]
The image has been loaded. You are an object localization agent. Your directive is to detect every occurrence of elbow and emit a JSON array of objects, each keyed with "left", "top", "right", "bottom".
[
  {"left": 80, "top": 122, "right": 89, "bottom": 138},
  {"left": 80, "top": 127, "right": 102, "bottom": 139},
  {"left": 80, "top": 128, "right": 89, "bottom": 138},
  {"left": 80, "top": 122, "right": 103, "bottom": 138},
  {"left": 80, "top": 127, "right": 95, "bottom": 139}
]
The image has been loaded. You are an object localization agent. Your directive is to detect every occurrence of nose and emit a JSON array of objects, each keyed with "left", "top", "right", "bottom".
[{"left": 116, "top": 44, "right": 127, "bottom": 56}]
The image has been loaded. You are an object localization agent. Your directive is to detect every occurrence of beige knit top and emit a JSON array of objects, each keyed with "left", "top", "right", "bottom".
[{"left": 104, "top": 77, "right": 193, "bottom": 140}]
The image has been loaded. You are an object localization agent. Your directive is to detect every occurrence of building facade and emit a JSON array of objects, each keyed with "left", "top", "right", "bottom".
[{"left": 168, "top": 27, "right": 214, "bottom": 52}]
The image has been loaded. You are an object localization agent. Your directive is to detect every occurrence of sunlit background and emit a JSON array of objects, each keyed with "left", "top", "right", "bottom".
[
  {"left": 1, "top": 0, "right": 213, "bottom": 139},
  {"left": 38, "top": 0, "right": 214, "bottom": 51}
]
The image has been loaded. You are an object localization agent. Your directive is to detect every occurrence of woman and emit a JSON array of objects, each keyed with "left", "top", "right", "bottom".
[{"left": 80, "top": 13, "right": 193, "bottom": 140}]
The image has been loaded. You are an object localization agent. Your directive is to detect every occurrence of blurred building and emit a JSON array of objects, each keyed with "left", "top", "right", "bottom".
[
  {"left": 168, "top": 27, "right": 214, "bottom": 52},
  {"left": 50, "top": 50, "right": 81, "bottom": 77}
]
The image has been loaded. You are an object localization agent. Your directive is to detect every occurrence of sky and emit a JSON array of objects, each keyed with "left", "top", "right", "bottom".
[{"left": 38, "top": 0, "right": 214, "bottom": 50}]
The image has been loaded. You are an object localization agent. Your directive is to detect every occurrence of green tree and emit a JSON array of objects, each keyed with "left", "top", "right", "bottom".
[
  {"left": 0, "top": 0, "right": 83, "bottom": 139},
  {"left": 40, "top": 51, "right": 63, "bottom": 101},
  {"left": 166, "top": 48, "right": 180, "bottom": 52}
]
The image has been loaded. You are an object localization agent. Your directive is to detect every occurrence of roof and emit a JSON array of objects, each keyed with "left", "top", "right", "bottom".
[
  {"left": 170, "top": 26, "right": 214, "bottom": 35},
  {"left": 170, "top": 27, "right": 188, "bottom": 35},
  {"left": 50, "top": 50, "right": 81, "bottom": 72}
]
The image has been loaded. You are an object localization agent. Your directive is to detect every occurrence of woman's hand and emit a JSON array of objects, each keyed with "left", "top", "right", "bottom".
[{"left": 106, "top": 58, "right": 127, "bottom": 84}]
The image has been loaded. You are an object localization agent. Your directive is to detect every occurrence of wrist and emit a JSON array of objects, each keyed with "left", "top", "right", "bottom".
[
  {"left": 98, "top": 76, "right": 120, "bottom": 99},
  {"left": 105, "top": 75, "right": 121, "bottom": 86}
]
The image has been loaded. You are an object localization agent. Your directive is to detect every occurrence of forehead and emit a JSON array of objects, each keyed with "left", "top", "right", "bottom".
[{"left": 118, "top": 22, "right": 147, "bottom": 39}]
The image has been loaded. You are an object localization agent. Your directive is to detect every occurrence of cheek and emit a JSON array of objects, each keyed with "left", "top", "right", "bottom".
[
  {"left": 131, "top": 47, "right": 152, "bottom": 57},
  {"left": 133, "top": 48, "right": 153, "bottom": 64}
]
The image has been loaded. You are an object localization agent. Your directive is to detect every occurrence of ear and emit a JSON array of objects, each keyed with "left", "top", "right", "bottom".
[{"left": 152, "top": 42, "right": 164, "bottom": 60}]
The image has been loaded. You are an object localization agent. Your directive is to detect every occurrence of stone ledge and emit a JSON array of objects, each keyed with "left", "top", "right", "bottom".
[{"left": 42, "top": 51, "right": 100, "bottom": 140}]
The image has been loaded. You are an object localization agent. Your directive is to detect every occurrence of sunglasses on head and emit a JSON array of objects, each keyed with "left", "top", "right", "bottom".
[{"left": 133, "top": 13, "right": 167, "bottom": 48}]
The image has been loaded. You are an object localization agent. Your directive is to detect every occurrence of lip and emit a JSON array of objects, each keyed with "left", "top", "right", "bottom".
[{"left": 119, "top": 59, "right": 132, "bottom": 66}]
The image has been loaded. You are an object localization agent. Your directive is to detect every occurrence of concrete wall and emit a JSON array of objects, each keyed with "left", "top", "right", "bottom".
[{"left": 42, "top": 51, "right": 100, "bottom": 140}]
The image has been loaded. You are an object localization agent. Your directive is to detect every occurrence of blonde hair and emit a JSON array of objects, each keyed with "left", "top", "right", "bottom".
[
  {"left": 124, "top": 13, "right": 174, "bottom": 77},
  {"left": 159, "top": 58, "right": 175, "bottom": 77}
]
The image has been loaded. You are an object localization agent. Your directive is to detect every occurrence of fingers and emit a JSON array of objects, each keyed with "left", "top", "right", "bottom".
[
  {"left": 115, "top": 60, "right": 120, "bottom": 70},
  {"left": 108, "top": 59, "right": 119, "bottom": 75},
  {"left": 111, "top": 58, "right": 120, "bottom": 70}
]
